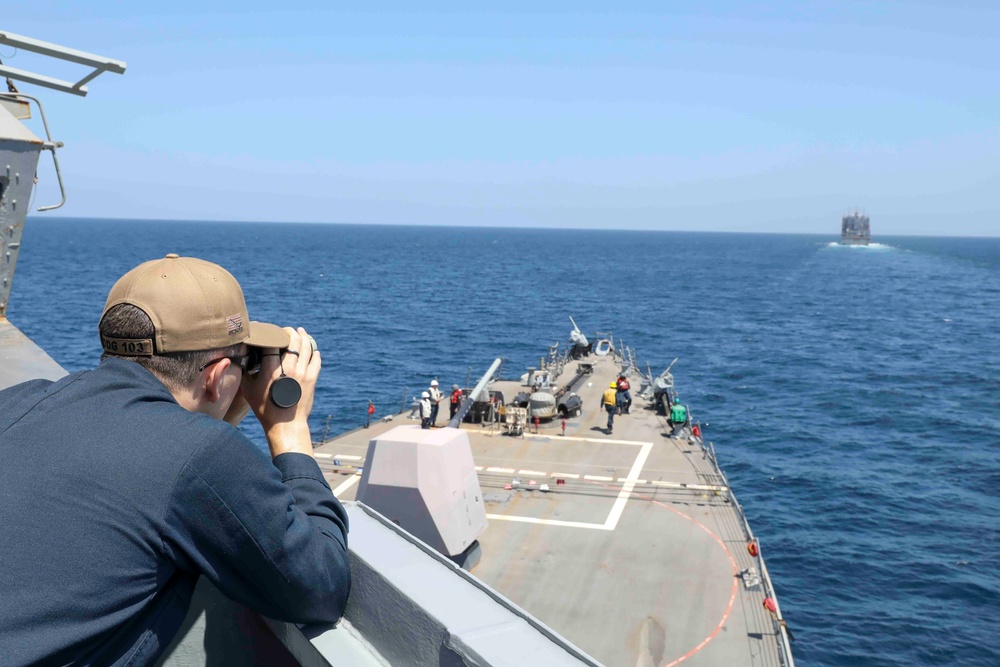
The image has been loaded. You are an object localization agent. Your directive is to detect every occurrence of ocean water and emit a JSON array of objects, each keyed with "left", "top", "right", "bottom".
[{"left": 8, "top": 218, "right": 1000, "bottom": 666}]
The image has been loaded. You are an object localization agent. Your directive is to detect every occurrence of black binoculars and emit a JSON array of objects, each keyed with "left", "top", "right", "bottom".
[{"left": 246, "top": 347, "right": 301, "bottom": 409}]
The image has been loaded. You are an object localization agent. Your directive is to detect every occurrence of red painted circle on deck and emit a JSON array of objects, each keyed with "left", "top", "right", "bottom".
[
  {"left": 587, "top": 479, "right": 739, "bottom": 666},
  {"left": 652, "top": 499, "right": 738, "bottom": 667}
]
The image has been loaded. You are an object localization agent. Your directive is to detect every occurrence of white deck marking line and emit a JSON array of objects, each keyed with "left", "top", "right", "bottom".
[
  {"left": 314, "top": 453, "right": 333, "bottom": 459},
  {"left": 618, "top": 478, "right": 648, "bottom": 484},
  {"left": 486, "top": 466, "right": 516, "bottom": 474},
  {"left": 579, "top": 436, "right": 653, "bottom": 447},
  {"left": 584, "top": 475, "right": 614, "bottom": 482},
  {"left": 475, "top": 466, "right": 483, "bottom": 471},
  {"left": 602, "top": 441, "right": 654, "bottom": 531},
  {"left": 333, "top": 454, "right": 363, "bottom": 461},
  {"left": 485, "top": 514, "right": 609, "bottom": 531},
  {"left": 530, "top": 434, "right": 651, "bottom": 447},
  {"left": 517, "top": 469, "right": 548, "bottom": 476},
  {"left": 332, "top": 475, "right": 360, "bottom": 498},
  {"left": 549, "top": 472, "right": 580, "bottom": 479}
]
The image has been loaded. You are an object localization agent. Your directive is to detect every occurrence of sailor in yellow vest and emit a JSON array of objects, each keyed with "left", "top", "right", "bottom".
[{"left": 600, "top": 381, "right": 618, "bottom": 435}]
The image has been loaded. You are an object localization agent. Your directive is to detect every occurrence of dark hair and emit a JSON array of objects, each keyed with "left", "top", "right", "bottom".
[{"left": 99, "top": 304, "right": 244, "bottom": 388}]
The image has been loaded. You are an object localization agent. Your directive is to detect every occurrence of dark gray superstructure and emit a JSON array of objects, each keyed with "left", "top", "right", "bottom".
[{"left": 840, "top": 210, "right": 871, "bottom": 245}]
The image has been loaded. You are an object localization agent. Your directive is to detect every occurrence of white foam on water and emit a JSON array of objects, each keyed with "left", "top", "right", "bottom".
[{"left": 826, "top": 241, "right": 894, "bottom": 251}]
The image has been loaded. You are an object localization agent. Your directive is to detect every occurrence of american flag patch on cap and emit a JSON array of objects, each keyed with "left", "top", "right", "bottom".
[{"left": 226, "top": 314, "right": 244, "bottom": 335}]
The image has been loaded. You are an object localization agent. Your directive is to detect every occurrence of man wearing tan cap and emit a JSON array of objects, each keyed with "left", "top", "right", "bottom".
[{"left": 0, "top": 255, "right": 350, "bottom": 667}]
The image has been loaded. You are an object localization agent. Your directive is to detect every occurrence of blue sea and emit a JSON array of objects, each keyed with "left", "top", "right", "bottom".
[{"left": 8, "top": 218, "right": 1000, "bottom": 666}]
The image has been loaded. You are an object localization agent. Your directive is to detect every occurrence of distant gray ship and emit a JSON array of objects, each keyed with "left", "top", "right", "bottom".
[{"left": 840, "top": 210, "right": 871, "bottom": 245}]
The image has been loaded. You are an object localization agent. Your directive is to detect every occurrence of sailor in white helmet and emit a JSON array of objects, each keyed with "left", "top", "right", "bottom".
[
  {"left": 419, "top": 391, "right": 433, "bottom": 430},
  {"left": 427, "top": 379, "right": 443, "bottom": 427}
]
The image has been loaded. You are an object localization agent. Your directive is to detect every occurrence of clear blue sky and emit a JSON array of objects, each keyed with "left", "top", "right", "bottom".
[{"left": 6, "top": 2, "right": 999, "bottom": 235}]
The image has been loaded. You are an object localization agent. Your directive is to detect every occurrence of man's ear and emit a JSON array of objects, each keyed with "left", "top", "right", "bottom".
[{"left": 203, "top": 359, "right": 231, "bottom": 403}]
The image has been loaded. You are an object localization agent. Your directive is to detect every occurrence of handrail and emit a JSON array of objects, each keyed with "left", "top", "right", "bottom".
[
  {"left": 705, "top": 440, "right": 796, "bottom": 667},
  {"left": 0, "top": 93, "right": 66, "bottom": 210},
  {"left": 682, "top": 398, "right": 795, "bottom": 666}
]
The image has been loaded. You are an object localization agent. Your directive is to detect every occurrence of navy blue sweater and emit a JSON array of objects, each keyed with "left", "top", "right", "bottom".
[{"left": 0, "top": 359, "right": 351, "bottom": 666}]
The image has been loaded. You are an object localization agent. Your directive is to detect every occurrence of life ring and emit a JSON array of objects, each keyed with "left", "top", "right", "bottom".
[{"left": 594, "top": 339, "right": 612, "bottom": 356}]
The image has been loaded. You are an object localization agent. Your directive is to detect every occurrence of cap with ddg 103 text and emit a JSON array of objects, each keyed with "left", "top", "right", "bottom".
[{"left": 100, "top": 254, "right": 289, "bottom": 356}]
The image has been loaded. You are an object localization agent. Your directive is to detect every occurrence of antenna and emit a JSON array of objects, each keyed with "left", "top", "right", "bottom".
[{"left": 0, "top": 31, "right": 126, "bottom": 97}]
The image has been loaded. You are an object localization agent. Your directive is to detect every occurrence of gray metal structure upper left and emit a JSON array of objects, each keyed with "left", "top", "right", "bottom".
[
  {"left": 1, "top": 30, "right": 127, "bottom": 321},
  {"left": 0, "top": 101, "right": 43, "bottom": 319},
  {"left": 0, "top": 99, "right": 66, "bottom": 389}
]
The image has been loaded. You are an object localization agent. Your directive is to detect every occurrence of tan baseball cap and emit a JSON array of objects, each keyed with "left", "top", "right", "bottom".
[{"left": 100, "top": 254, "right": 289, "bottom": 356}]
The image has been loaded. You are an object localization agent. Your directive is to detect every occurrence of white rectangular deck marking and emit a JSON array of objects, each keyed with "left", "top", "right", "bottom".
[
  {"left": 334, "top": 454, "right": 362, "bottom": 461},
  {"left": 482, "top": 439, "right": 655, "bottom": 531},
  {"left": 602, "top": 441, "right": 654, "bottom": 531},
  {"left": 314, "top": 453, "right": 332, "bottom": 459},
  {"left": 333, "top": 475, "right": 360, "bottom": 498},
  {"left": 485, "top": 514, "right": 610, "bottom": 531},
  {"left": 518, "top": 469, "right": 548, "bottom": 477},
  {"left": 475, "top": 466, "right": 483, "bottom": 471}
]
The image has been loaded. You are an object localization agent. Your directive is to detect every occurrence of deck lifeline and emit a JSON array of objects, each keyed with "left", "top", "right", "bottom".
[{"left": 315, "top": 353, "right": 784, "bottom": 667}]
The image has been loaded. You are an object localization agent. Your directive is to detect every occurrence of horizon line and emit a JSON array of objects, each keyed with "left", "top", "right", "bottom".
[{"left": 27, "top": 215, "right": 1000, "bottom": 240}]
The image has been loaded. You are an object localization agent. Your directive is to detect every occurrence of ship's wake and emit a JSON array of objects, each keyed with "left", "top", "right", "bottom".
[{"left": 826, "top": 242, "right": 894, "bottom": 251}]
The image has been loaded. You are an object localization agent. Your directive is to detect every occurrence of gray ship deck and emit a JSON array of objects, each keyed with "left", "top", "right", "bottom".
[{"left": 316, "top": 353, "right": 788, "bottom": 667}]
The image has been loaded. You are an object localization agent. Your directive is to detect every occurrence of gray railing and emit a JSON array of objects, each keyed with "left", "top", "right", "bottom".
[{"left": 700, "top": 436, "right": 796, "bottom": 667}]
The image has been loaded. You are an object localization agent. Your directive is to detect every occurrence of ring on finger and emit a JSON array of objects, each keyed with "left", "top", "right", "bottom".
[{"left": 285, "top": 350, "right": 300, "bottom": 357}]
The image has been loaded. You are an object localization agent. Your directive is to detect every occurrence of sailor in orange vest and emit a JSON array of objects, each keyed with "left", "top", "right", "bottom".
[
  {"left": 600, "top": 382, "right": 618, "bottom": 435},
  {"left": 616, "top": 373, "right": 631, "bottom": 415},
  {"left": 449, "top": 384, "right": 463, "bottom": 420}
]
